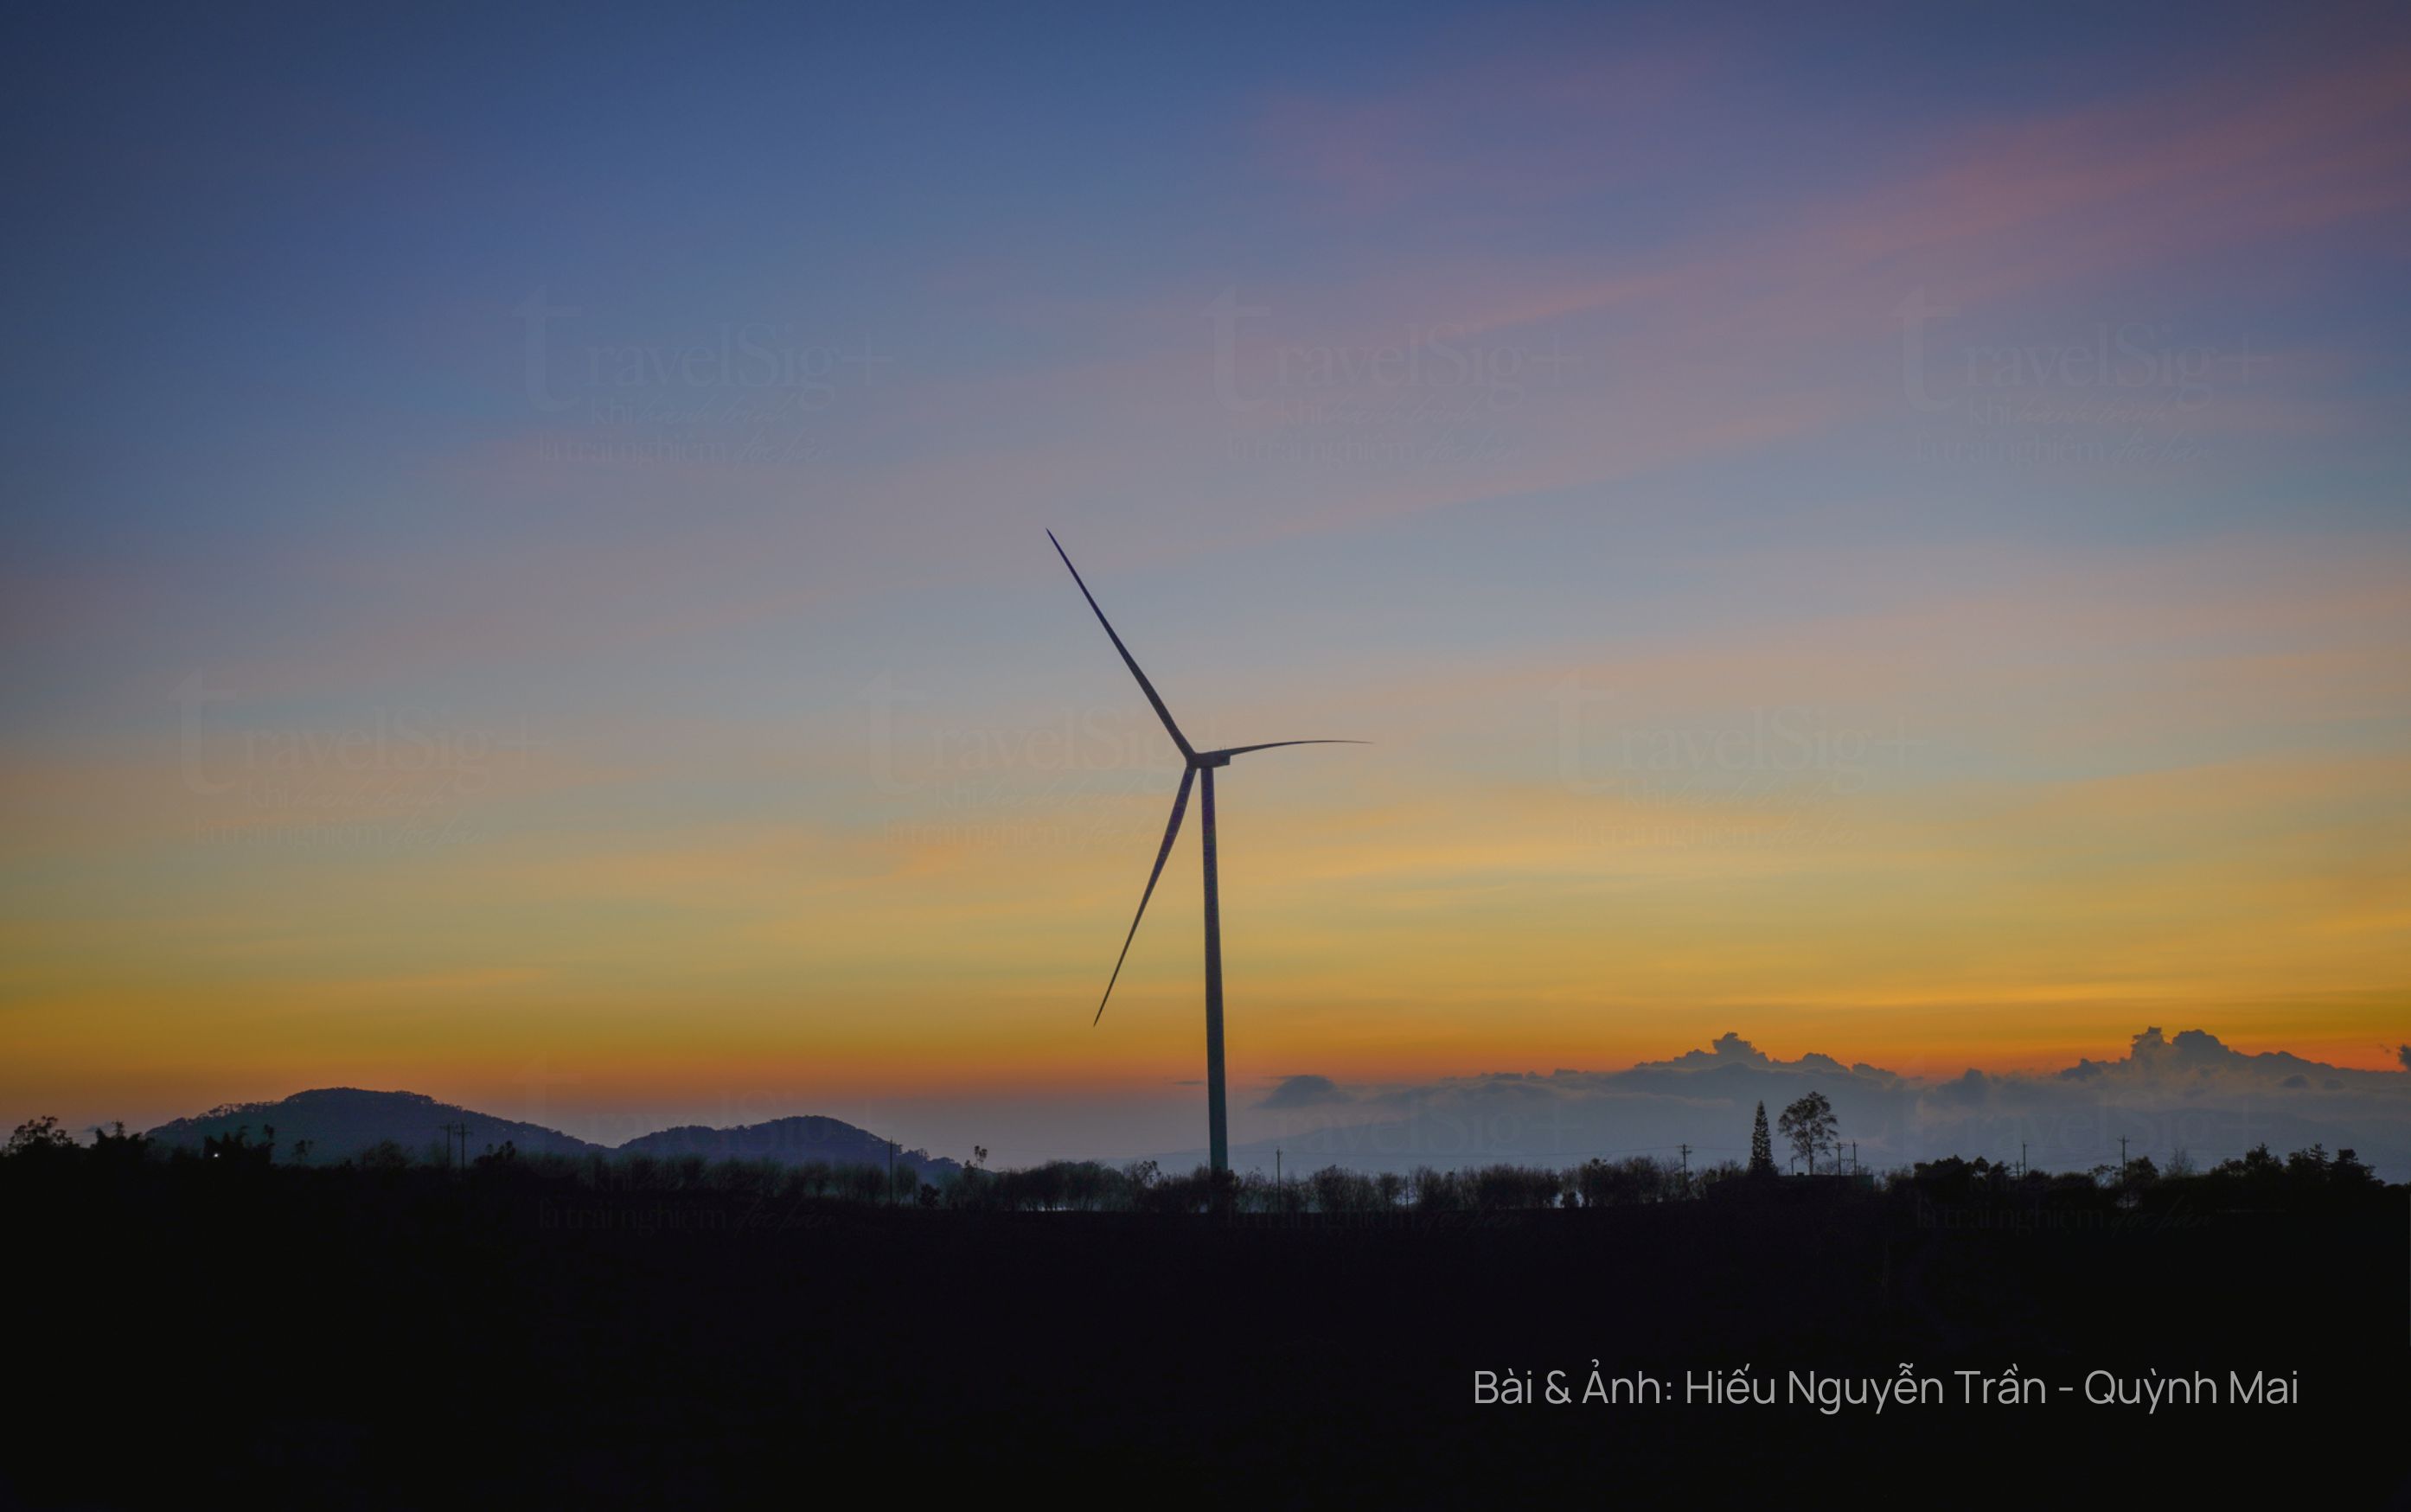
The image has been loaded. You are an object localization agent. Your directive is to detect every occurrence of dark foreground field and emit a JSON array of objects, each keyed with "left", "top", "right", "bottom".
[{"left": 5, "top": 1160, "right": 2405, "bottom": 1507}]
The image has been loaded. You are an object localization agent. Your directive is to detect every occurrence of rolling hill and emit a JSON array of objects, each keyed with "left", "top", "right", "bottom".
[
  {"left": 144, "top": 1088, "right": 603, "bottom": 1162},
  {"left": 142, "top": 1088, "right": 952, "bottom": 1172},
  {"left": 617, "top": 1115, "right": 959, "bottom": 1177}
]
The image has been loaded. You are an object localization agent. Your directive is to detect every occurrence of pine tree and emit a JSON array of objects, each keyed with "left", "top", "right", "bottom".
[{"left": 1749, "top": 1101, "right": 1776, "bottom": 1178}]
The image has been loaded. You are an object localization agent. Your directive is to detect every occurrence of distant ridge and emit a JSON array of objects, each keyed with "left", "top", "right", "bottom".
[
  {"left": 618, "top": 1116, "right": 959, "bottom": 1177},
  {"left": 145, "top": 1088, "right": 604, "bottom": 1162},
  {"left": 142, "top": 1088, "right": 953, "bottom": 1171}
]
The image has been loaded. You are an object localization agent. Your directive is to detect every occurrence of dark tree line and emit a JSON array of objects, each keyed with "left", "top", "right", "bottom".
[{"left": 4, "top": 1113, "right": 2395, "bottom": 1215}]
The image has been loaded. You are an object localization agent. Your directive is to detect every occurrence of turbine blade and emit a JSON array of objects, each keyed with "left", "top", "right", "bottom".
[
  {"left": 1093, "top": 766, "right": 1195, "bottom": 1026},
  {"left": 1048, "top": 532, "right": 1194, "bottom": 761},
  {"left": 1208, "top": 739, "right": 1369, "bottom": 760}
]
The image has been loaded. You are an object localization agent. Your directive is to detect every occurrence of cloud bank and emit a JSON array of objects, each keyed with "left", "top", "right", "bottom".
[
  {"left": 1211, "top": 1030, "right": 2411, "bottom": 1180},
  {"left": 1259, "top": 1074, "right": 1351, "bottom": 1110}
]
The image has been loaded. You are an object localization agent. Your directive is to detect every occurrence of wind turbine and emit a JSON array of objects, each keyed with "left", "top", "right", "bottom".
[{"left": 1048, "top": 532, "right": 1361, "bottom": 1177}]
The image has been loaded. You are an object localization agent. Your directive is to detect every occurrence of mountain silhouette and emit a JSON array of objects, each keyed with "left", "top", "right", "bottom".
[
  {"left": 617, "top": 1116, "right": 959, "bottom": 1177},
  {"left": 142, "top": 1088, "right": 953, "bottom": 1171},
  {"left": 145, "top": 1088, "right": 602, "bottom": 1161}
]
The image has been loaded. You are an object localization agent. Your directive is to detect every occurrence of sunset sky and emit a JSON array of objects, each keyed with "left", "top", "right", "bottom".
[{"left": 3, "top": 3, "right": 2407, "bottom": 1161}]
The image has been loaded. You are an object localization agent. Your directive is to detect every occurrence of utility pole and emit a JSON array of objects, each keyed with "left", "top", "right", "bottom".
[
  {"left": 2118, "top": 1135, "right": 2128, "bottom": 1170},
  {"left": 1851, "top": 1141, "right": 1858, "bottom": 1178},
  {"left": 2020, "top": 1142, "right": 2027, "bottom": 1179},
  {"left": 1677, "top": 1143, "right": 1691, "bottom": 1196}
]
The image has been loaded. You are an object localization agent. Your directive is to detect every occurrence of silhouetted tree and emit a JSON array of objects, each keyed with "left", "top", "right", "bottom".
[
  {"left": 1410, "top": 1165, "right": 1466, "bottom": 1213},
  {"left": 1468, "top": 1164, "right": 1564, "bottom": 1211},
  {"left": 1312, "top": 1164, "right": 1378, "bottom": 1213},
  {"left": 203, "top": 1125, "right": 274, "bottom": 1166},
  {"left": 89, "top": 1121, "right": 150, "bottom": 1167},
  {"left": 943, "top": 1164, "right": 994, "bottom": 1210},
  {"left": 1067, "top": 1161, "right": 1117, "bottom": 1211},
  {"left": 842, "top": 1162, "right": 888, "bottom": 1204},
  {"left": 1749, "top": 1101, "right": 1776, "bottom": 1178},
  {"left": 354, "top": 1139, "right": 413, "bottom": 1171},
  {"left": 2211, "top": 1143, "right": 2282, "bottom": 1180},
  {"left": 5, "top": 1116, "right": 76, "bottom": 1158},
  {"left": 2331, "top": 1148, "right": 2376, "bottom": 1189},
  {"left": 1697, "top": 1158, "right": 1746, "bottom": 1192},
  {"left": 1777, "top": 1092, "right": 1837, "bottom": 1175},
  {"left": 1135, "top": 1165, "right": 1217, "bottom": 1215},
  {"left": 1573, "top": 1156, "right": 1677, "bottom": 1208},
  {"left": 1267, "top": 1168, "right": 1309, "bottom": 1215}
]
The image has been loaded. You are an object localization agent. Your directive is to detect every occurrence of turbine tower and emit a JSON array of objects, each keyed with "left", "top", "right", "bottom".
[{"left": 1048, "top": 532, "right": 1360, "bottom": 1177}]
